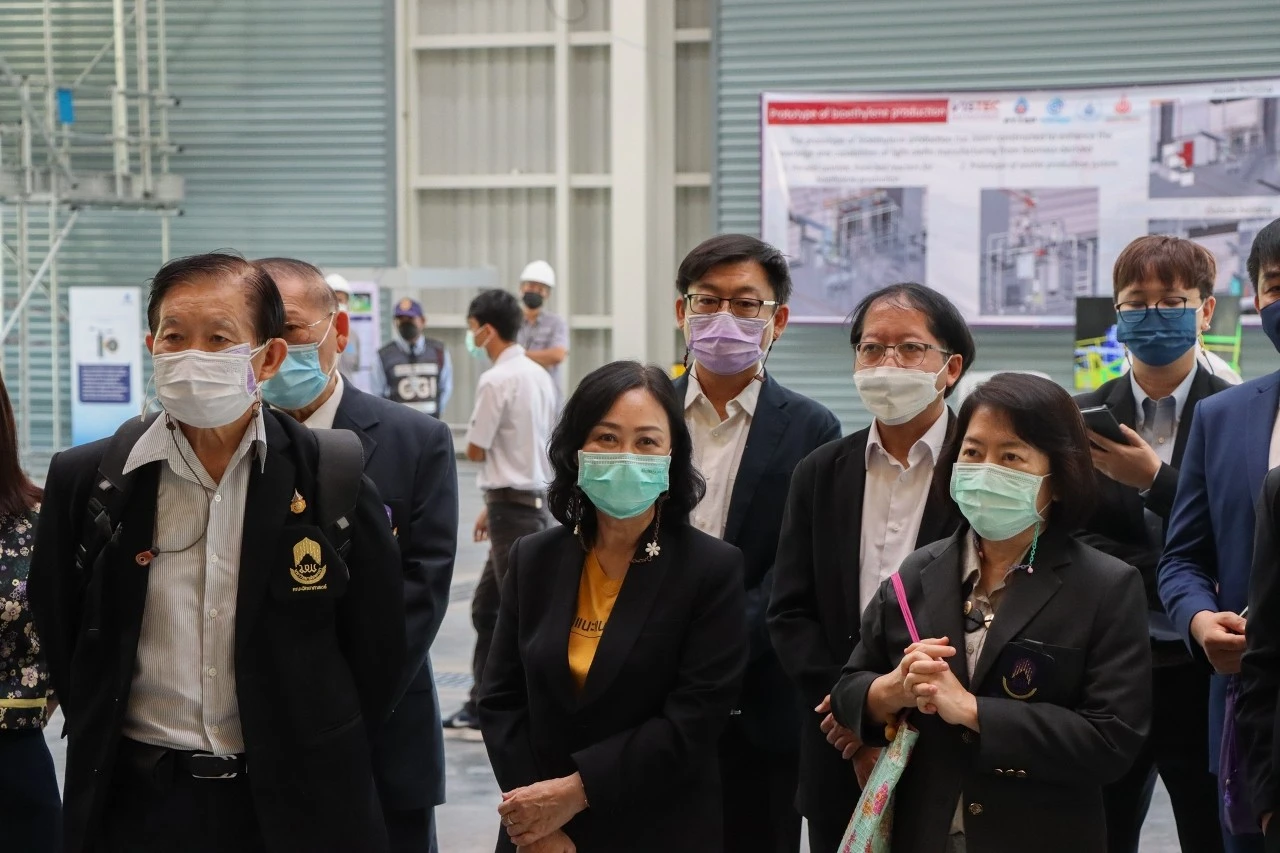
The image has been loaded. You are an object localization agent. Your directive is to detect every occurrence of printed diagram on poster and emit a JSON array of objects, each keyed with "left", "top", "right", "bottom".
[
  {"left": 69, "top": 286, "right": 143, "bottom": 446},
  {"left": 762, "top": 79, "right": 1280, "bottom": 324}
]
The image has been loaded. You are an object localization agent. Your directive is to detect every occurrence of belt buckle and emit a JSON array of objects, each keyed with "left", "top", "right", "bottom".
[{"left": 189, "top": 753, "right": 241, "bottom": 780}]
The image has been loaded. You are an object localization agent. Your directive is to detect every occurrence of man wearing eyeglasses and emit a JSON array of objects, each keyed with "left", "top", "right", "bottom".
[
  {"left": 769, "top": 281, "right": 974, "bottom": 853},
  {"left": 1074, "top": 235, "right": 1229, "bottom": 853},
  {"left": 671, "top": 234, "right": 840, "bottom": 853}
]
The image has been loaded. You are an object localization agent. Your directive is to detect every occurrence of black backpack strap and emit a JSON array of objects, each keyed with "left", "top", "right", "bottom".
[
  {"left": 313, "top": 428, "right": 365, "bottom": 558},
  {"left": 75, "top": 414, "right": 158, "bottom": 575}
]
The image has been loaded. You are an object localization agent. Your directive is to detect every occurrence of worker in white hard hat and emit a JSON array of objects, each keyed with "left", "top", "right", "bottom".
[
  {"left": 515, "top": 259, "right": 568, "bottom": 402},
  {"left": 325, "top": 273, "right": 362, "bottom": 378}
]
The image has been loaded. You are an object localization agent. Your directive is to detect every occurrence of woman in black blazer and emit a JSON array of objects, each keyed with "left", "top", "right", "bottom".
[
  {"left": 831, "top": 372, "right": 1151, "bottom": 853},
  {"left": 478, "top": 361, "right": 747, "bottom": 853}
]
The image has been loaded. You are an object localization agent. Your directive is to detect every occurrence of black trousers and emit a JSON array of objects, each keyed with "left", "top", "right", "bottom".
[
  {"left": 807, "top": 811, "right": 850, "bottom": 853},
  {"left": 719, "top": 726, "right": 802, "bottom": 853},
  {"left": 467, "top": 499, "right": 552, "bottom": 712},
  {"left": 0, "top": 728, "right": 61, "bottom": 853},
  {"left": 1104, "top": 656, "right": 1223, "bottom": 853},
  {"left": 100, "top": 740, "right": 265, "bottom": 853},
  {"left": 385, "top": 805, "right": 438, "bottom": 853}
]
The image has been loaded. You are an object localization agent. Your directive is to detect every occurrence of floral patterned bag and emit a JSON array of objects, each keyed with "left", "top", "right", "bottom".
[{"left": 838, "top": 572, "right": 921, "bottom": 853}]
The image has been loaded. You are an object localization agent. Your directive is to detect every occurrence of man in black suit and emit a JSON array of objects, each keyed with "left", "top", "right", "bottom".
[
  {"left": 1241, "top": 467, "right": 1280, "bottom": 852},
  {"left": 1074, "top": 235, "right": 1228, "bottom": 853},
  {"left": 768, "top": 282, "right": 973, "bottom": 853},
  {"left": 28, "top": 253, "right": 406, "bottom": 853},
  {"left": 257, "top": 258, "right": 459, "bottom": 853},
  {"left": 672, "top": 234, "right": 841, "bottom": 853}
]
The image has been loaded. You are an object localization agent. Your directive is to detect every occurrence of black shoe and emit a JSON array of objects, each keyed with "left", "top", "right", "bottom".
[{"left": 442, "top": 707, "right": 480, "bottom": 730}]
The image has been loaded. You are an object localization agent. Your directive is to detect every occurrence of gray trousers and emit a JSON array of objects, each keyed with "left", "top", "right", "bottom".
[{"left": 466, "top": 498, "right": 553, "bottom": 711}]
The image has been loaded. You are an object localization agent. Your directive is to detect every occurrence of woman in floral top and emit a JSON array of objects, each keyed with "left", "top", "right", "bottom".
[{"left": 0, "top": 373, "right": 59, "bottom": 853}]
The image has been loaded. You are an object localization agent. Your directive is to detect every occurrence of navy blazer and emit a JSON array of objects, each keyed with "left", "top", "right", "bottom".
[
  {"left": 673, "top": 372, "right": 840, "bottom": 753},
  {"left": 333, "top": 382, "right": 459, "bottom": 810},
  {"left": 1158, "top": 368, "right": 1280, "bottom": 767}
]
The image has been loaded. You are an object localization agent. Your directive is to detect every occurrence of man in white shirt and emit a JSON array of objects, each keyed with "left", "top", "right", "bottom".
[
  {"left": 445, "top": 289, "right": 557, "bottom": 733},
  {"left": 256, "top": 258, "right": 459, "bottom": 853},
  {"left": 672, "top": 234, "right": 840, "bottom": 853},
  {"left": 769, "top": 282, "right": 975, "bottom": 853}
]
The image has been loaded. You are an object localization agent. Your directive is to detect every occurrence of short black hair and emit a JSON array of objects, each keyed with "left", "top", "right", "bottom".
[
  {"left": 254, "top": 257, "right": 339, "bottom": 314},
  {"left": 936, "top": 372, "right": 1097, "bottom": 531},
  {"left": 1248, "top": 217, "right": 1280, "bottom": 290},
  {"left": 467, "top": 289, "right": 523, "bottom": 342},
  {"left": 676, "top": 233, "right": 793, "bottom": 304},
  {"left": 547, "top": 361, "right": 706, "bottom": 548},
  {"left": 848, "top": 282, "right": 975, "bottom": 398},
  {"left": 148, "top": 251, "right": 285, "bottom": 344}
]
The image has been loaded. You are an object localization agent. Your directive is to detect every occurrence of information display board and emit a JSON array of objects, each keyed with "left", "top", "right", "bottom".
[
  {"left": 762, "top": 79, "right": 1280, "bottom": 324},
  {"left": 69, "top": 286, "right": 143, "bottom": 445}
]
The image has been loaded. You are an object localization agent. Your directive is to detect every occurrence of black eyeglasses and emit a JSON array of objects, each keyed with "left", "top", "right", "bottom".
[
  {"left": 1115, "top": 297, "right": 1200, "bottom": 324},
  {"left": 684, "top": 293, "right": 778, "bottom": 319},
  {"left": 854, "top": 341, "right": 951, "bottom": 368}
]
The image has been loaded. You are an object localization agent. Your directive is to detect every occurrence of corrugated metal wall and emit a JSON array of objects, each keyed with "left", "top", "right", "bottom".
[
  {"left": 3, "top": 0, "right": 394, "bottom": 475},
  {"left": 716, "top": 0, "right": 1280, "bottom": 432}
]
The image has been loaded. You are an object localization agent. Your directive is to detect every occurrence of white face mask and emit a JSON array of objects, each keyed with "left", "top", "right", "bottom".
[
  {"left": 153, "top": 343, "right": 267, "bottom": 428},
  {"left": 853, "top": 362, "right": 948, "bottom": 426}
]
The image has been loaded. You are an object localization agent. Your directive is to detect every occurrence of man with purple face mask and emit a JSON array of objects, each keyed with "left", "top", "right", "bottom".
[{"left": 673, "top": 234, "right": 841, "bottom": 853}]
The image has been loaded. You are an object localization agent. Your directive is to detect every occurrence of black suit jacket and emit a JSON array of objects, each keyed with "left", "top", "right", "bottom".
[
  {"left": 29, "top": 411, "right": 406, "bottom": 853},
  {"left": 333, "top": 383, "right": 458, "bottom": 810},
  {"left": 766, "top": 418, "right": 960, "bottom": 825},
  {"left": 478, "top": 523, "right": 747, "bottom": 853},
  {"left": 674, "top": 372, "right": 840, "bottom": 753},
  {"left": 1239, "top": 467, "right": 1280, "bottom": 823},
  {"left": 1074, "top": 367, "right": 1231, "bottom": 622},
  {"left": 831, "top": 526, "right": 1151, "bottom": 853}
]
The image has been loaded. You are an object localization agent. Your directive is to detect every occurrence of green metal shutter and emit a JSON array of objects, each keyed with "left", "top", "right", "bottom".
[
  {"left": 716, "top": 0, "right": 1280, "bottom": 432},
  {"left": 3, "top": 0, "right": 394, "bottom": 475}
]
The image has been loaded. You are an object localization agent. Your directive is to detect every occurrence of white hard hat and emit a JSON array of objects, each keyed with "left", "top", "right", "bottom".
[
  {"left": 519, "top": 260, "right": 555, "bottom": 289},
  {"left": 324, "top": 273, "right": 352, "bottom": 295}
]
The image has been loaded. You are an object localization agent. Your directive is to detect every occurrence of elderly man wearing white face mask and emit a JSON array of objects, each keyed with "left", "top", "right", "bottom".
[
  {"left": 28, "top": 252, "right": 406, "bottom": 853},
  {"left": 769, "top": 281, "right": 976, "bottom": 853}
]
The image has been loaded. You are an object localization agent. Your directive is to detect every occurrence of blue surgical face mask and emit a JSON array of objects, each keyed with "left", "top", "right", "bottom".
[
  {"left": 261, "top": 315, "right": 336, "bottom": 411},
  {"left": 465, "top": 326, "right": 490, "bottom": 361},
  {"left": 1262, "top": 300, "right": 1280, "bottom": 354},
  {"left": 1114, "top": 307, "right": 1198, "bottom": 367},
  {"left": 577, "top": 451, "right": 671, "bottom": 520},
  {"left": 949, "top": 462, "right": 1049, "bottom": 542}
]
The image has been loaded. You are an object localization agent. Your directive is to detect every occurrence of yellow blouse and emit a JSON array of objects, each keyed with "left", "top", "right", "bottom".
[{"left": 567, "top": 552, "right": 623, "bottom": 691}]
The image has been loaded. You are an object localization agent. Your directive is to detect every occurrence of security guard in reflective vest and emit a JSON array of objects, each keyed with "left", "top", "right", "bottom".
[{"left": 374, "top": 298, "right": 453, "bottom": 418}]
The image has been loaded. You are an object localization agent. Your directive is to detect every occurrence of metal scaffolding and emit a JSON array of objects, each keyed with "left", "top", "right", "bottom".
[{"left": 0, "top": 0, "right": 181, "bottom": 456}]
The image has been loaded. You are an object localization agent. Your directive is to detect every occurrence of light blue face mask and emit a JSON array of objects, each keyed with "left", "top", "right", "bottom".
[
  {"left": 261, "top": 315, "right": 336, "bottom": 410},
  {"left": 949, "top": 462, "right": 1049, "bottom": 542},
  {"left": 465, "top": 327, "right": 489, "bottom": 361},
  {"left": 577, "top": 451, "right": 671, "bottom": 520}
]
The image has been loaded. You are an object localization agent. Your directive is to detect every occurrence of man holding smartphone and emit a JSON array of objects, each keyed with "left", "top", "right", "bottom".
[{"left": 1076, "top": 235, "right": 1230, "bottom": 853}]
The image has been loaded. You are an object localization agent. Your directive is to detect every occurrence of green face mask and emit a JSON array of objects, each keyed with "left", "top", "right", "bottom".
[
  {"left": 577, "top": 451, "right": 671, "bottom": 520},
  {"left": 949, "top": 462, "right": 1048, "bottom": 541},
  {"left": 465, "top": 327, "right": 488, "bottom": 361}
]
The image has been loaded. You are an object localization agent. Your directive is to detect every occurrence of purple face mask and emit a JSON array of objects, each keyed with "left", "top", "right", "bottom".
[{"left": 686, "top": 311, "right": 769, "bottom": 376}]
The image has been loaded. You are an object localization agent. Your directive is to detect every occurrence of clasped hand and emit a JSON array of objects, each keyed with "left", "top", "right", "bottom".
[
  {"left": 497, "top": 773, "right": 587, "bottom": 850},
  {"left": 894, "top": 637, "right": 979, "bottom": 730}
]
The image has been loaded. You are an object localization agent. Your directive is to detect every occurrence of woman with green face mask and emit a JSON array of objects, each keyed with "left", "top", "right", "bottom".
[
  {"left": 827, "top": 372, "right": 1153, "bottom": 853},
  {"left": 476, "top": 360, "right": 748, "bottom": 853}
]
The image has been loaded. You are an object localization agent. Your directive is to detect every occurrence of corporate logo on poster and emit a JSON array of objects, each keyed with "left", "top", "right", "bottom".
[
  {"left": 950, "top": 98, "right": 1001, "bottom": 120},
  {"left": 1046, "top": 97, "right": 1065, "bottom": 115},
  {"left": 1014, "top": 97, "right": 1029, "bottom": 114}
]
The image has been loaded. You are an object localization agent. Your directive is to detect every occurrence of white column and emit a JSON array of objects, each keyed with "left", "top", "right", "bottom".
[{"left": 608, "top": 0, "right": 677, "bottom": 365}]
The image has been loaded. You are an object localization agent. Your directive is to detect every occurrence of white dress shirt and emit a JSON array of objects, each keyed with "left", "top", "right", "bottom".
[
  {"left": 684, "top": 369, "right": 762, "bottom": 539},
  {"left": 858, "top": 410, "right": 949, "bottom": 613},
  {"left": 302, "top": 373, "right": 346, "bottom": 431},
  {"left": 120, "top": 406, "right": 268, "bottom": 755},
  {"left": 465, "top": 344, "right": 557, "bottom": 491}
]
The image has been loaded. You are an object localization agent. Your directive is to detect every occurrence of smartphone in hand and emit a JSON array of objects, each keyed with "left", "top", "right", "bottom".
[{"left": 1079, "top": 405, "right": 1129, "bottom": 446}]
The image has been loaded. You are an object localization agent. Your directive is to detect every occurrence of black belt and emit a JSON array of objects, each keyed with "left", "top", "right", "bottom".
[
  {"left": 118, "top": 737, "right": 247, "bottom": 783},
  {"left": 484, "top": 488, "right": 546, "bottom": 509}
]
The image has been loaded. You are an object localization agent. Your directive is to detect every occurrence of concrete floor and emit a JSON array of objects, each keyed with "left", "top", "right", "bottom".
[{"left": 43, "top": 461, "right": 1183, "bottom": 852}]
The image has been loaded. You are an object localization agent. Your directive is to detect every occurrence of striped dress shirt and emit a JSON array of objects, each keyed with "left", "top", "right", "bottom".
[{"left": 119, "top": 407, "right": 267, "bottom": 755}]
